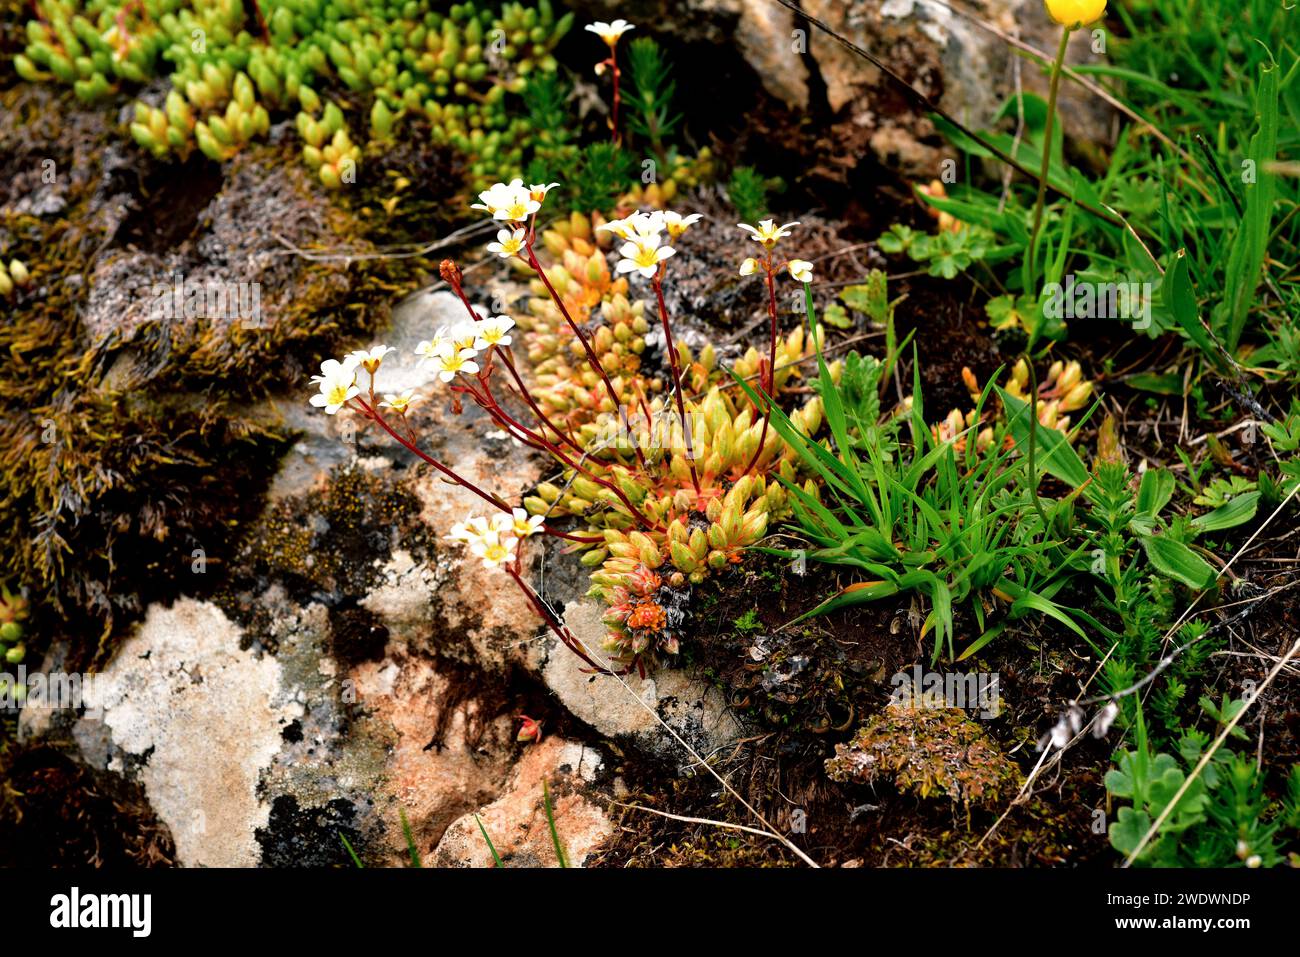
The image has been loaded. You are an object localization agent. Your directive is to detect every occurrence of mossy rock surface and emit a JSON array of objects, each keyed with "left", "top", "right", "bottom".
[{"left": 0, "top": 84, "right": 422, "bottom": 663}]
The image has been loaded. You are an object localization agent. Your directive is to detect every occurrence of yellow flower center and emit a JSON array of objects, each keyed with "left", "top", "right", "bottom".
[{"left": 632, "top": 246, "right": 660, "bottom": 268}]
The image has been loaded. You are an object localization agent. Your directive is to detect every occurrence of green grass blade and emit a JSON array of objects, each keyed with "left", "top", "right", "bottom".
[
  {"left": 542, "top": 779, "right": 568, "bottom": 868},
  {"left": 400, "top": 807, "right": 422, "bottom": 868},
  {"left": 475, "top": 814, "right": 504, "bottom": 868},
  {"left": 339, "top": 832, "right": 364, "bottom": 869},
  {"left": 1221, "top": 61, "right": 1279, "bottom": 351}
]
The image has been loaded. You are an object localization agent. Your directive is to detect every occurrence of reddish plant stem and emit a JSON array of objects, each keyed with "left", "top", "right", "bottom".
[
  {"left": 525, "top": 242, "right": 649, "bottom": 471},
  {"left": 630, "top": 379, "right": 655, "bottom": 438},
  {"left": 651, "top": 272, "right": 702, "bottom": 497},
  {"left": 506, "top": 566, "right": 621, "bottom": 675},
  {"left": 763, "top": 265, "right": 779, "bottom": 396},
  {"left": 444, "top": 269, "right": 483, "bottom": 323},
  {"left": 610, "top": 54, "right": 622, "bottom": 145},
  {"left": 498, "top": 347, "right": 584, "bottom": 456},
  {"left": 434, "top": 265, "right": 656, "bottom": 529},
  {"left": 354, "top": 398, "right": 596, "bottom": 542},
  {"left": 245, "top": 0, "right": 270, "bottom": 40},
  {"left": 357, "top": 398, "right": 509, "bottom": 511},
  {"left": 742, "top": 264, "right": 781, "bottom": 475},
  {"left": 450, "top": 258, "right": 627, "bottom": 463},
  {"left": 467, "top": 372, "right": 664, "bottom": 533}
]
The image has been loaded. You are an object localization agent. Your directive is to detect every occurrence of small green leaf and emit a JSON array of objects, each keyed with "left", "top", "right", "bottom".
[
  {"left": 1191, "top": 491, "right": 1259, "bottom": 532},
  {"left": 339, "top": 832, "right": 364, "bottom": 868},
  {"left": 1140, "top": 534, "right": 1215, "bottom": 589},
  {"left": 1108, "top": 806, "right": 1153, "bottom": 856},
  {"left": 1124, "top": 372, "right": 1184, "bottom": 396},
  {"left": 821, "top": 302, "right": 853, "bottom": 329},
  {"left": 1161, "top": 251, "right": 1227, "bottom": 371},
  {"left": 542, "top": 779, "right": 568, "bottom": 868},
  {"left": 1135, "top": 468, "right": 1175, "bottom": 519}
]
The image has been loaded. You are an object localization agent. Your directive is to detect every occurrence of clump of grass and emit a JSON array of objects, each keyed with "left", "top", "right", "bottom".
[{"left": 728, "top": 165, "right": 772, "bottom": 224}]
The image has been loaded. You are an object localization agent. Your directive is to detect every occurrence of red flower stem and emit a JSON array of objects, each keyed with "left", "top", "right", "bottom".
[
  {"left": 357, "top": 397, "right": 508, "bottom": 510},
  {"left": 499, "top": 347, "right": 584, "bottom": 455},
  {"left": 525, "top": 241, "right": 648, "bottom": 471},
  {"left": 651, "top": 272, "right": 702, "bottom": 497},
  {"left": 506, "top": 566, "right": 619, "bottom": 674},
  {"left": 247, "top": 0, "right": 270, "bottom": 40},
  {"left": 763, "top": 264, "right": 779, "bottom": 395},
  {"left": 631, "top": 379, "right": 655, "bottom": 434},
  {"left": 445, "top": 257, "right": 611, "bottom": 462},
  {"left": 468, "top": 375, "right": 664, "bottom": 533},
  {"left": 445, "top": 272, "right": 483, "bottom": 323},
  {"left": 610, "top": 54, "right": 621, "bottom": 145},
  {"left": 354, "top": 398, "right": 580, "bottom": 543}
]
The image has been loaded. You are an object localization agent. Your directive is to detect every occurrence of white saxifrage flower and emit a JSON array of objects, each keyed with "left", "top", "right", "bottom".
[
  {"left": 448, "top": 513, "right": 520, "bottom": 569},
  {"left": 663, "top": 210, "right": 702, "bottom": 240},
  {"left": 508, "top": 507, "right": 544, "bottom": 539},
  {"left": 596, "top": 217, "right": 632, "bottom": 240},
  {"left": 598, "top": 210, "right": 664, "bottom": 241},
  {"left": 528, "top": 182, "right": 559, "bottom": 204},
  {"left": 786, "top": 259, "right": 814, "bottom": 283},
  {"left": 379, "top": 389, "right": 419, "bottom": 414},
  {"left": 450, "top": 321, "right": 479, "bottom": 353},
  {"left": 739, "top": 257, "right": 759, "bottom": 277},
  {"left": 470, "top": 531, "right": 517, "bottom": 569},
  {"left": 616, "top": 235, "right": 675, "bottom": 280},
  {"left": 309, "top": 357, "right": 361, "bottom": 414},
  {"left": 738, "top": 219, "right": 800, "bottom": 249},
  {"left": 448, "top": 515, "right": 491, "bottom": 544},
  {"left": 474, "top": 315, "right": 515, "bottom": 349},
  {"left": 415, "top": 326, "right": 451, "bottom": 366},
  {"left": 585, "top": 19, "right": 634, "bottom": 45},
  {"left": 433, "top": 342, "right": 479, "bottom": 382},
  {"left": 348, "top": 344, "right": 396, "bottom": 375},
  {"left": 486, "top": 227, "right": 527, "bottom": 259},
  {"left": 486, "top": 512, "right": 516, "bottom": 537},
  {"left": 471, "top": 179, "right": 539, "bottom": 222}
]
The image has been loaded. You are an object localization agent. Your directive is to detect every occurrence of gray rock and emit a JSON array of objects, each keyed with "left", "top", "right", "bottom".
[
  {"left": 79, "top": 598, "right": 302, "bottom": 867},
  {"left": 541, "top": 600, "right": 745, "bottom": 766},
  {"left": 570, "top": 0, "right": 1115, "bottom": 179}
]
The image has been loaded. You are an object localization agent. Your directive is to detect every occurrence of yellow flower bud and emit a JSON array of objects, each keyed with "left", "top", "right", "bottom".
[
  {"left": 1012, "top": 358, "right": 1029, "bottom": 388},
  {"left": 1059, "top": 360, "right": 1083, "bottom": 393},
  {"left": 1062, "top": 381, "right": 1093, "bottom": 411}
]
